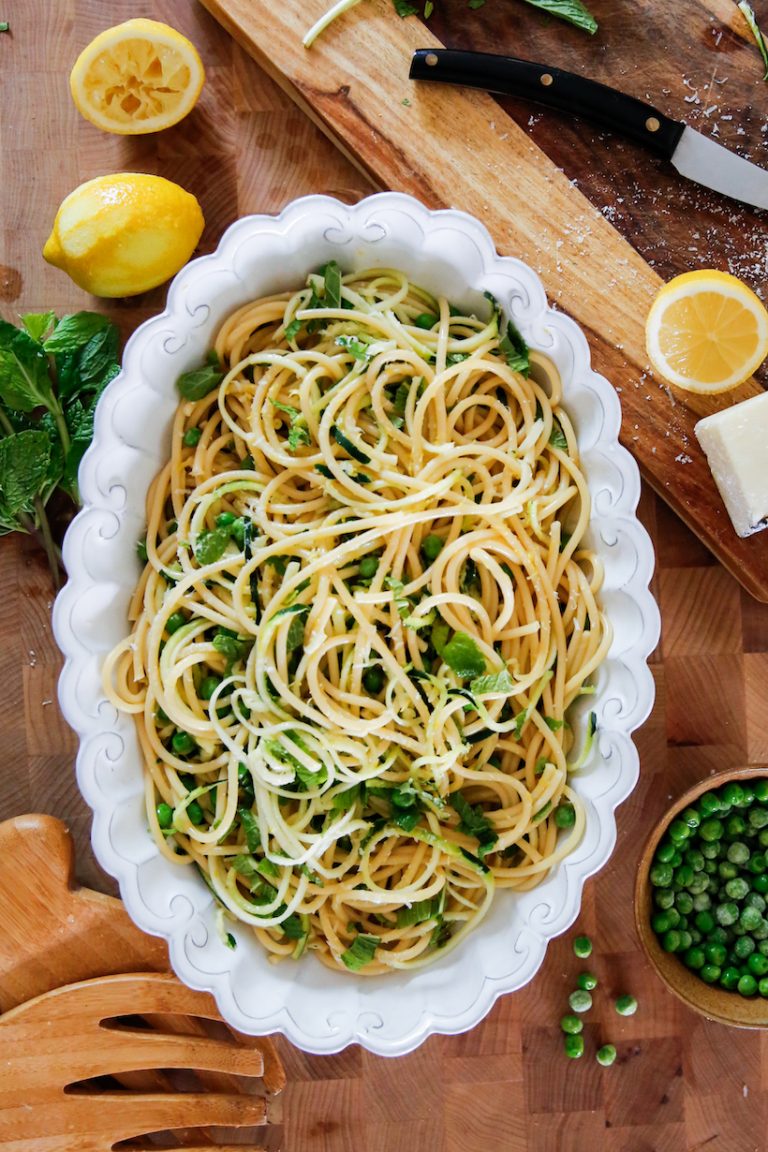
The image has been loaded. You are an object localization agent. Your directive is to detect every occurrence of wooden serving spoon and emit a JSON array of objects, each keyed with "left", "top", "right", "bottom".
[{"left": 0, "top": 815, "right": 285, "bottom": 1150}]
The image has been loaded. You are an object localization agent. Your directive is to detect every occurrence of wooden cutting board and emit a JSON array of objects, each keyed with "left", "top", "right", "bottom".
[{"left": 199, "top": 0, "right": 768, "bottom": 601}]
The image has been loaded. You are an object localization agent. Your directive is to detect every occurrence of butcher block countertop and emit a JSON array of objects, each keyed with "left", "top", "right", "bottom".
[{"left": 2, "top": 1, "right": 768, "bottom": 1149}]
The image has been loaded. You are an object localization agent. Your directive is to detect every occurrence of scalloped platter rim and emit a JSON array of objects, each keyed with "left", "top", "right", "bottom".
[{"left": 52, "top": 192, "right": 660, "bottom": 1057}]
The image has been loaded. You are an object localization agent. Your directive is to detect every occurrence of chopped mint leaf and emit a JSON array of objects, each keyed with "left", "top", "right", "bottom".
[
  {"left": 470, "top": 668, "right": 515, "bottom": 697},
  {"left": 442, "top": 631, "right": 486, "bottom": 678}
]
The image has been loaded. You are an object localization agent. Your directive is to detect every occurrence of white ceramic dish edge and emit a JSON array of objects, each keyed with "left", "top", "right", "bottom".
[{"left": 53, "top": 192, "right": 660, "bottom": 1057}]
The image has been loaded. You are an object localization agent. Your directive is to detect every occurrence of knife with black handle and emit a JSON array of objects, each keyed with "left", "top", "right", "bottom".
[{"left": 409, "top": 48, "right": 768, "bottom": 211}]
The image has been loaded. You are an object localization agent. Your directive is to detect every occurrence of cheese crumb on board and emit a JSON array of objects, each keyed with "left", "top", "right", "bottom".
[{"left": 694, "top": 392, "right": 768, "bottom": 538}]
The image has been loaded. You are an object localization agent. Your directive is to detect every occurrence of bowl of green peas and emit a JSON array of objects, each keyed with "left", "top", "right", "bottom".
[{"left": 635, "top": 768, "right": 768, "bottom": 1027}]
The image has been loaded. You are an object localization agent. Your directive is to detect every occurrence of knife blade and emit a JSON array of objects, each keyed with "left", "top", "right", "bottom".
[{"left": 409, "top": 49, "right": 768, "bottom": 212}]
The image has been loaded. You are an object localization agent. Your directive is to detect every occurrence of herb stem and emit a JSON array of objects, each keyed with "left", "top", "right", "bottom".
[
  {"left": 50, "top": 401, "right": 71, "bottom": 457},
  {"left": 32, "top": 496, "right": 64, "bottom": 589},
  {"left": 0, "top": 405, "right": 13, "bottom": 437}
]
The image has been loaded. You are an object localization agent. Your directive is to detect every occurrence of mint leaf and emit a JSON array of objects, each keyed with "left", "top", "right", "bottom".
[
  {"left": 177, "top": 359, "right": 224, "bottom": 401},
  {"left": 451, "top": 791, "right": 498, "bottom": 857},
  {"left": 321, "top": 261, "right": 342, "bottom": 308},
  {"left": 335, "top": 334, "right": 369, "bottom": 361},
  {"left": 44, "top": 312, "right": 111, "bottom": 355},
  {"left": 442, "top": 631, "right": 486, "bottom": 678},
  {"left": 0, "top": 321, "right": 55, "bottom": 412},
  {"left": 77, "top": 325, "right": 121, "bottom": 391},
  {"left": 549, "top": 417, "right": 568, "bottom": 452},
  {"left": 238, "top": 807, "right": 262, "bottom": 853},
  {"left": 212, "top": 630, "right": 249, "bottom": 672},
  {"left": 21, "top": 312, "right": 56, "bottom": 343},
  {"left": 194, "top": 527, "right": 231, "bottom": 565},
  {"left": 393, "top": 0, "right": 418, "bottom": 14},
  {"left": 0, "top": 430, "right": 51, "bottom": 517},
  {"left": 522, "top": 0, "right": 597, "bottom": 33},
  {"left": 470, "top": 668, "right": 515, "bottom": 697},
  {"left": 284, "top": 318, "right": 302, "bottom": 342}
]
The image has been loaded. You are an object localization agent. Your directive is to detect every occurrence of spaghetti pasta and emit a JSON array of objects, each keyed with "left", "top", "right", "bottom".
[{"left": 104, "top": 265, "right": 611, "bottom": 974}]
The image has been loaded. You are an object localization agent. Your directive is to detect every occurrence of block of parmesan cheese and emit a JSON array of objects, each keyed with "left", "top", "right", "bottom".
[{"left": 695, "top": 391, "right": 768, "bottom": 538}]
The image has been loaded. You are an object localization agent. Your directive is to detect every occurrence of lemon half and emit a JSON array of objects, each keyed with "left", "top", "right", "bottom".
[
  {"left": 645, "top": 269, "right": 768, "bottom": 394},
  {"left": 43, "top": 173, "right": 205, "bottom": 298},
  {"left": 70, "top": 19, "right": 205, "bottom": 135}
]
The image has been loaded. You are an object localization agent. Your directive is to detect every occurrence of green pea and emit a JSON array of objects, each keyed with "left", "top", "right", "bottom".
[
  {"left": 362, "top": 666, "right": 385, "bottom": 695},
  {"left": 722, "top": 782, "right": 745, "bottom": 808},
  {"left": 754, "top": 780, "right": 768, "bottom": 804},
  {"left": 759, "top": 940, "right": 768, "bottom": 958},
  {"left": 740, "top": 906, "right": 763, "bottom": 932},
  {"left": 614, "top": 994, "right": 637, "bottom": 1016},
  {"left": 727, "top": 842, "right": 750, "bottom": 866},
  {"left": 420, "top": 534, "right": 445, "bottom": 562},
  {"left": 183, "top": 426, "right": 202, "bottom": 447},
  {"left": 739, "top": 783, "right": 756, "bottom": 807},
  {"left": 724, "top": 877, "right": 750, "bottom": 901},
  {"left": 675, "top": 891, "right": 694, "bottom": 915},
  {"left": 699, "top": 818, "right": 724, "bottom": 842},
  {"left": 650, "top": 863, "right": 674, "bottom": 888},
  {"left": 726, "top": 815, "right": 747, "bottom": 839},
  {"left": 738, "top": 973, "right": 758, "bottom": 996},
  {"left": 414, "top": 312, "right": 439, "bottom": 329},
  {"left": 668, "top": 820, "right": 691, "bottom": 844},
  {"left": 687, "top": 873, "right": 709, "bottom": 895},
  {"left": 187, "top": 800, "right": 204, "bottom": 824},
  {"left": 755, "top": 875, "right": 768, "bottom": 895},
  {"left": 699, "top": 793, "right": 721, "bottom": 816},
  {"left": 596, "top": 1044, "right": 617, "bottom": 1067},
  {"left": 748, "top": 853, "right": 767, "bottom": 875},
  {"left": 718, "top": 861, "right": 738, "bottom": 881},
  {"left": 749, "top": 807, "right": 768, "bottom": 830},
  {"left": 670, "top": 851, "right": 683, "bottom": 868},
  {"left": 555, "top": 803, "right": 576, "bottom": 829},
  {"left": 683, "top": 848, "right": 705, "bottom": 872},
  {"left": 680, "top": 806, "right": 701, "bottom": 830},
  {"left": 654, "top": 888, "right": 676, "bottom": 910},
  {"left": 695, "top": 910, "right": 715, "bottom": 934},
  {"left": 684, "top": 946, "right": 705, "bottom": 970},
  {"left": 569, "top": 990, "right": 592, "bottom": 1013},
  {"left": 720, "top": 966, "right": 741, "bottom": 990},
  {"left": 230, "top": 518, "right": 245, "bottom": 547},
  {"left": 692, "top": 893, "right": 712, "bottom": 912},
  {"left": 573, "top": 936, "right": 592, "bottom": 958},
  {"left": 747, "top": 953, "right": 768, "bottom": 977},
  {"left": 165, "top": 611, "right": 187, "bottom": 635},
  {"left": 733, "top": 935, "right": 756, "bottom": 960},
  {"left": 655, "top": 841, "right": 676, "bottom": 864},
  {"left": 216, "top": 511, "right": 237, "bottom": 528},
  {"left": 759, "top": 829, "right": 768, "bottom": 850},
  {"left": 678, "top": 930, "right": 693, "bottom": 951},
  {"left": 700, "top": 964, "right": 721, "bottom": 984},
  {"left": 156, "top": 802, "right": 173, "bottom": 829},
  {"left": 753, "top": 919, "right": 768, "bottom": 941},
  {"left": 199, "top": 675, "right": 221, "bottom": 701},
  {"left": 358, "top": 555, "right": 380, "bottom": 579},
  {"left": 700, "top": 841, "right": 720, "bottom": 860},
  {"left": 564, "top": 1034, "right": 584, "bottom": 1059},
  {"left": 715, "top": 902, "right": 739, "bottom": 927},
  {"left": 760, "top": 977, "right": 768, "bottom": 997},
  {"left": 171, "top": 730, "right": 196, "bottom": 756},
  {"left": 746, "top": 892, "right": 767, "bottom": 912},
  {"left": 661, "top": 930, "right": 682, "bottom": 952},
  {"left": 674, "top": 864, "right": 694, "bottom": 888},
  {"left": 704, "top": 941, "right": 727, "bottom": 967},
  {"left": 560, "top": 1014, "right": 583, "bottom": 1034}
]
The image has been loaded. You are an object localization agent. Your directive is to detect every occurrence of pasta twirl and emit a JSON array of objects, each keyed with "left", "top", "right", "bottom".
[{"left": 104, "top": 265, "right": 610, "bottom": 974}]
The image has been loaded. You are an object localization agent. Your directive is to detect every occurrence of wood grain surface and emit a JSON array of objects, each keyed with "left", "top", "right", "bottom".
[
  {"left": 200, "top": 0, "right": 768, "bottom": 602},
  {"left": 2, "top": 1, "right": 768, "bottom": 1150}
]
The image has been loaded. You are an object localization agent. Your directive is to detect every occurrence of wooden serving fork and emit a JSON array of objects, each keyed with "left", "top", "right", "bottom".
[{"left": 0, "top": 970, "right": 283, "bottom": 1151}]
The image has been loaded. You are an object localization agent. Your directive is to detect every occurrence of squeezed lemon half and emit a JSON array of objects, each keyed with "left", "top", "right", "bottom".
[
  {"left": 43, "top": 173, "right": 205, "bottom": 297},
  {"left": 69, "top": 19, "right": 205, "bottom": 135},
  {"left": 645, "top": 269, "right": 768, "bottom": 394}
]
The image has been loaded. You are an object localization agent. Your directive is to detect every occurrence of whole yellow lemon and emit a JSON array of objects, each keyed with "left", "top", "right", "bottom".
[{"left": 43, "top": 173, "right": 205, "bottom": 298}]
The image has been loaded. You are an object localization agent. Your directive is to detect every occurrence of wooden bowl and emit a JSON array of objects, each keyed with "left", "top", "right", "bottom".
[{"left": 635, "top": 766, "right": 768, "bottom": 1028}]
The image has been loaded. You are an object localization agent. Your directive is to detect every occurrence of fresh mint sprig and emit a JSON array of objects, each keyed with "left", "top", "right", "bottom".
[{"left": 0, "top": 311, "right": 121, "bottom": 587}]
